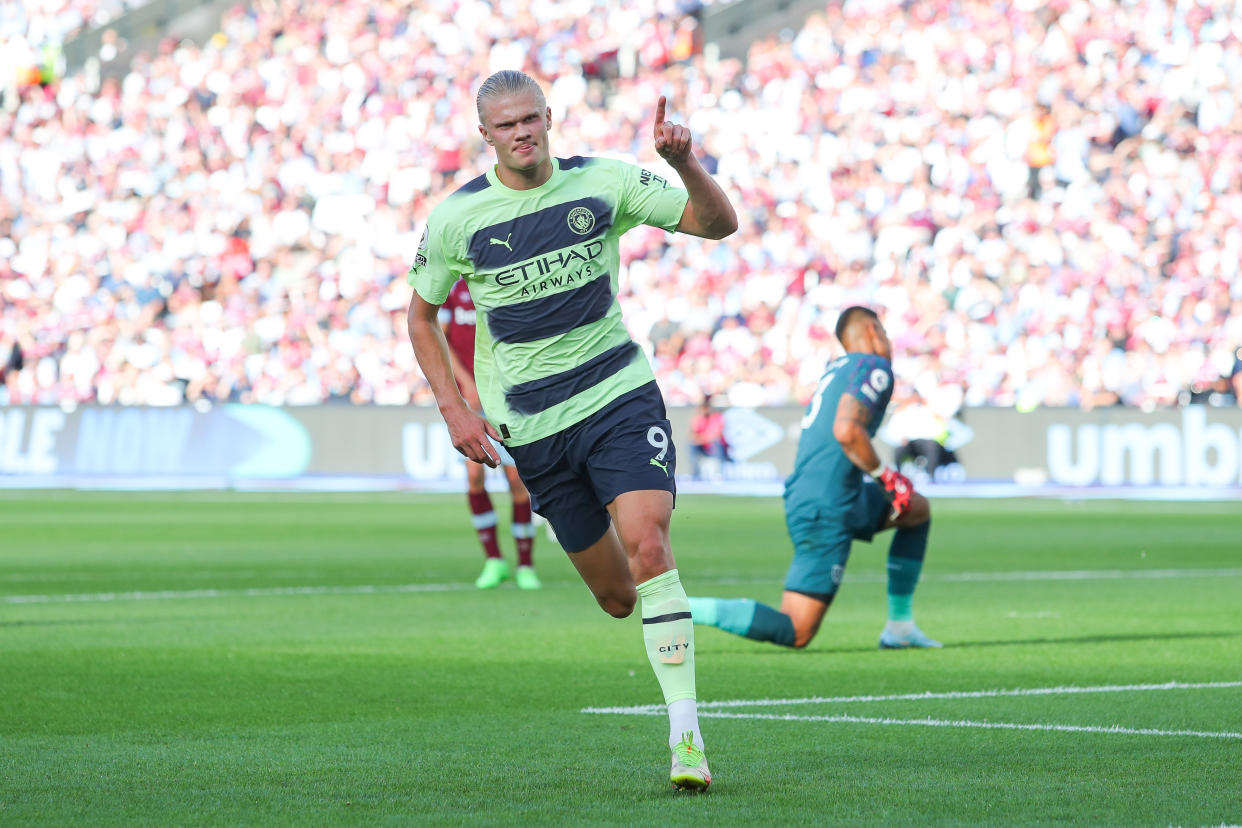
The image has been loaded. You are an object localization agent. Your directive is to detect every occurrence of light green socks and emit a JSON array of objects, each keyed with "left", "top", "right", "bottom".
[
  {"left": 637, "top": 569, "right": 703, "bottom": 749},
  {"left": 638, "top": 569, "right": 697, "bottom": 704}
]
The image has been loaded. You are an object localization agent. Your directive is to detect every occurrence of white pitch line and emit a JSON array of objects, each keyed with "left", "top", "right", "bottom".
[
  {"left": 694, "top": 567, "right": 1242, "bottom": 587},
  {"left": 0, "top": 583, "right": 473, "bottom": 604},
  {"left": 933, "top": 567, "right": 1242, "bottom": 582},
  {"left": 697, "top": 712, "right": 1242, "bottom": 740},
  {"left": 581, "top": 681, "right": 1242, "bottom": 715},
  {"left": 3, "top": 566, "right": 1241, "bottom": 605}
]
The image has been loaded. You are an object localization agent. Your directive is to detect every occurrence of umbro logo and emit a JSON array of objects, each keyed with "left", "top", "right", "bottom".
[{"left": 490, "top": 232, "right": 513, "bottom": 251}]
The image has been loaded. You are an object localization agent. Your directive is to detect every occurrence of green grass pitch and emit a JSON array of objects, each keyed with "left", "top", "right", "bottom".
[{"left": 1, "top": 491, "right": 1240, "bottom": 826}]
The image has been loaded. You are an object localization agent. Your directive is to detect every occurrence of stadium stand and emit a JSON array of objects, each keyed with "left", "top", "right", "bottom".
[{"left": 2, "top": 0, "right": 1240, "bottom": 416}]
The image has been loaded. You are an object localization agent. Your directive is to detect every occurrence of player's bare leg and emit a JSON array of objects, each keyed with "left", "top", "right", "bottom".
[
  {"left": 779, "top": 591, "right": 833, "bottom": 648},
  {"left": 609, "top": 490, "right": 709, "bottom": 790},
  {"left": 567, "top": 491, "right": 710, "bottom": 790},
  {"left": 565, "top": 526, "right": 635, "bottom": 618}
]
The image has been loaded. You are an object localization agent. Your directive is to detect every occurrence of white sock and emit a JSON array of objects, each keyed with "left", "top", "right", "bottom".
[
  {"left": 885, "top": 619, "right": 916, "bottom": 636},
  {"left": 668, "top": 698, "right": 703, "bottom": 750}
]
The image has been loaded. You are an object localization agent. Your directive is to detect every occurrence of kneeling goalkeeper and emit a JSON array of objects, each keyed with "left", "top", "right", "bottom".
[{"left": 689, "top": 306, "right": 941, "bottom": 649}]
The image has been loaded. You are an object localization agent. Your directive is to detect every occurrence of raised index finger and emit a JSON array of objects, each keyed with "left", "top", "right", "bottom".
[{"left": 653, "top": 96, "right": 666, "bottom": 137}]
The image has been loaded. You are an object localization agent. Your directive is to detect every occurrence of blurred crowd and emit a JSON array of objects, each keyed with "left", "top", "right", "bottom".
[
  {"left": 2, "top": 0, "right": 139, "bottom": 49},
  {"left": 1, "top": 0, "right": 145, "bottom": 88},
  {"left": 2, "top": 0, "right": 1241, "bottom": 416}
]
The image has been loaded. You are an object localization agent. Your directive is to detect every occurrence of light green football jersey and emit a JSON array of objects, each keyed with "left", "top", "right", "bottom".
[{"left": 409, "top": 156, "right": 689, "bottom": 446}]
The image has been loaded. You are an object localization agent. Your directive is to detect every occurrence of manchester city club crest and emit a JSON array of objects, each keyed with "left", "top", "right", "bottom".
[{"left": 567, "top": 206, "right": 595, "bottom": 235}]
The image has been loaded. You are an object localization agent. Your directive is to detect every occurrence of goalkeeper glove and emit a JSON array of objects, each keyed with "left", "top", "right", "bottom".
[{"left": 872, "top": 466, "right": 913, "bottom": 517}]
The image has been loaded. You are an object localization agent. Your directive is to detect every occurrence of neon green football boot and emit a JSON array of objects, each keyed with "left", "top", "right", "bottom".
[
  {"left": 670, "top": 731, "right": 711, "bottom": 791},
  {"left": 514, "top": 566, "right": 541, "bottom": 590},
  {"left": 474, "top": 558, "right": 509, "bottom": 589}
]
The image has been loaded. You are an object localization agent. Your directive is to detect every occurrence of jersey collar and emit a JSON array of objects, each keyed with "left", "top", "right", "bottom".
[{"left": 486, "top": 157, "right": 561, "bottom": 196}]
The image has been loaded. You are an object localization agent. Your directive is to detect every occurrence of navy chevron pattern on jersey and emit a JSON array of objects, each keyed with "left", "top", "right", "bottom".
[
  {"left": 467, "top": 197, "right": 612, "bottom": 270},
  {"left": 409, "top": 156, "right": 689, "bottom": 446},
  {"left": 486, "top": 272, "right": 613, "bottom": 344},
  {"left": 457, "top": 173, "right": 492, "bottom": 194},
  {"left": 505, "top": 342, "right": 639, "bottom": 415}
]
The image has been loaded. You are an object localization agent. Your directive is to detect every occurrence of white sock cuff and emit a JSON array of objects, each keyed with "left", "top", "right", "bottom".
[{"left": 470, "top": 511, "right": 498, "bottom": 530}]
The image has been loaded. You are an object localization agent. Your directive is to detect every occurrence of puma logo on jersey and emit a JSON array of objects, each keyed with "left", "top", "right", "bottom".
[
  {"left": 649, "top": 457, "right": 669, "bottom": 476},
  {"left": 490, "top": 232, "right": 513, "bottom": 251}
]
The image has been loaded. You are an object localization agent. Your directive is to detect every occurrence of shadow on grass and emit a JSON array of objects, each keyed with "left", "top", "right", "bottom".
[
  {"left": 945, "top": 630, "right": 1240, "bottom": 648},
  {"left": 0, "top": 616, "right": 200, "bottom": 628},
  {"left": 803, "top": 630, "right": 1239, "bottom": 654}
]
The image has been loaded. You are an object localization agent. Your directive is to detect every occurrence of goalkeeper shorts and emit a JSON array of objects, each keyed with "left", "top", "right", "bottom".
[{"left": 782, "top": 481, "right": 892, "bottom": 598}]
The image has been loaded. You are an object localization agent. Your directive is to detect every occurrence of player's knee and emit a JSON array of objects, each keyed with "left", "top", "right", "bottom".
[
  {"left": 592, "top": 580, "right": 637, "bottom": 618},
  {"left": 791, "top": 622, "right": 820, "bottom": 649},
  {"left": 598, "top": 590, "right": 636, "bottom": 619},
  {"left": 904, "top": 493, "right": 931, "bottom": 526},
  {"left": 624, "top": 532, "right": 673, "bottom": 578}
]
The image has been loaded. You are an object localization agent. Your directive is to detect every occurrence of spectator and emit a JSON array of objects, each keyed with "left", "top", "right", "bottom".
[
  {"left": 0, "top": 0, "right": 1239, "bottom": 416},
  {"left": 688, "top": 396, "right": 729, "bottom": 480},
  {"left": 1024, "top": 103, "right": 1056, "bottom": 200}
]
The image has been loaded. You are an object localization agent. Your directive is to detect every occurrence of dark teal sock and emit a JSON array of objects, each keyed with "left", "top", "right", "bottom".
[
  {"left": 887, "top": 519, "right": 930, "bottom": 618},
  {"left": 747, "top": 602, "right": 797, "bottom": 647},
  {"left": 691, "top": 597, "right": 795, "bottom": 647}
]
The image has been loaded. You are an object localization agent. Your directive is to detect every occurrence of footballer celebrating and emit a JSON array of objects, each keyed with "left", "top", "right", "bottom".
[
  {"left": 407, "top": 70, "right": 737, "bottom": 790},
  {"left": 689, "top": 307, "right": 941, "bottom": 650}
]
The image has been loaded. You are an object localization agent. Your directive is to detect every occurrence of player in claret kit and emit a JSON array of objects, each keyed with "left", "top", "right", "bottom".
[
  {"left": 440, "top": 278, "right": 540, "bottom": 590},
  {"left": 688, "top": 306, "right": 942, "bottom": 650}
]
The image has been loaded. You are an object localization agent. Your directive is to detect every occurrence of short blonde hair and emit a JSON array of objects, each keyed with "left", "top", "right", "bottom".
[{"left": 476, "top": 70, "right": 546, "bottom": 124}]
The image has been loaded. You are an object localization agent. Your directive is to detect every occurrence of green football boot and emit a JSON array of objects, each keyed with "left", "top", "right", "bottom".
[
  {"left": 514, "top": 566, "right": 541, "bottom": 590},
  {"left": 474, "top": 558, "right": 509, "bottom": 590},
  {"left": 670, "top": 731, "right": 711, "bottom": 791}
]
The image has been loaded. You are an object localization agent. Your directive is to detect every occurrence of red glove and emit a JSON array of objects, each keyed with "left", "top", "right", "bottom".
[{"left": 872, "top": 466, "right": 913, "bottom": 517}]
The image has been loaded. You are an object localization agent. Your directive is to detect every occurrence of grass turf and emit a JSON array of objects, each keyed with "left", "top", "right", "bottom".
[{"left": 1, "top": 491, "right": 1239, "bottom": 826}]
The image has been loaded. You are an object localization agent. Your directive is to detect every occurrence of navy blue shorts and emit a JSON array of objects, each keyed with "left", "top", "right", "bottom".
[
  {"left": 783, "top": 480, "right": 892, "bottom": 599},
  {"left": 507, "top": 383, "right": 677, "bottom": 553}
]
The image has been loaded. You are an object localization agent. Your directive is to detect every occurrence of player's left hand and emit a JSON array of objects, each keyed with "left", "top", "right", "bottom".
[
  {"left": 653, "top": 96, "right": 693, "bottom": 167},
  {"left": 874, "top": 467, "right": 914, "bottom": 518}
]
